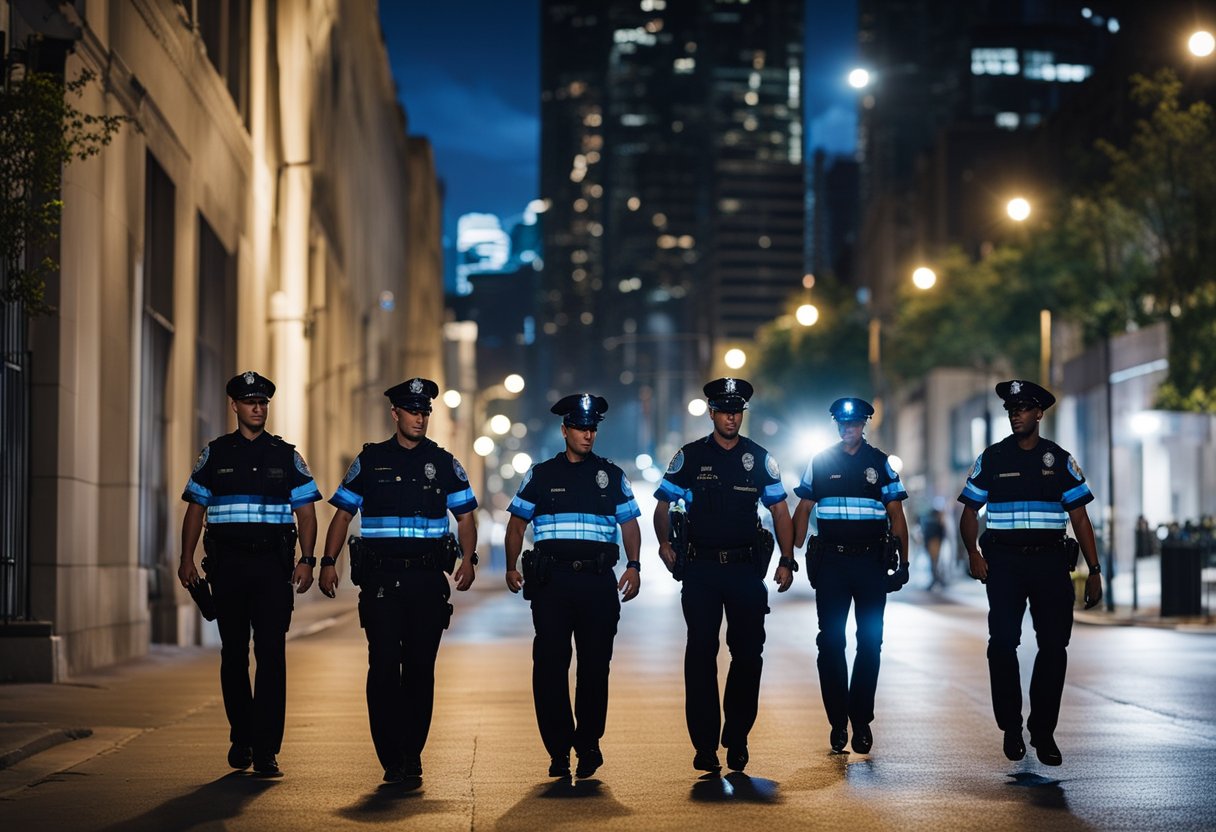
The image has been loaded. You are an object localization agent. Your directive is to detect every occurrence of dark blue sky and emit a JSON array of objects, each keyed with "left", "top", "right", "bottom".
[{"left": 380, "top": 1, "right": 859, "bottom": 231}]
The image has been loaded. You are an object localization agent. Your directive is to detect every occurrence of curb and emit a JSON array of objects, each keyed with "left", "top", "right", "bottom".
[{"left": 0, "top": 726, "right": 93, "bottom": 771}]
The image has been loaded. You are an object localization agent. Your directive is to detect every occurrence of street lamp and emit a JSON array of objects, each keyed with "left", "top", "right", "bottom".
[
  {"left": 504, "top": 373, "right": 525, "bottom": 394},
  {"left": 1189, "top": 30, "right": 1215, "bottom": 58},
  {"left": 1006, "top": 197, "right": 1032, "bottom": 222},
  {"left": 724, "top": 348, "right": 747, "bottom": 370},
  {"left": 848, "top": 68, "right": 871, "bottom": 89},
  {"left": 795, "top": 303, "right": 819, "bottom": 326},
  {"left": 688, "top": 398, "right": 707, "bottom": 417},
  {"left": 911, "top": 266, "right": 937, "bottom": 290}
]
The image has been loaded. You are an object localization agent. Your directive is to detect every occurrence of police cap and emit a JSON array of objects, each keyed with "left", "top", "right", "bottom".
[
  {"left": 226, "top": 371, "right": 275, "bottom": 401},
  {"left": 551, "top": 392, "right": 608, "bottom": 428},
  {"left": 996, "top": 379, "right": 1055, "bottom": 411},
  {"left": 384, "top": 377, "right": 440, "bottom": 412},
  {"left": 703, "top": 377, "right": 753, "bottom": 413},
  {"left": 829, "top": 397, "right": 874, "bottom": 422}
]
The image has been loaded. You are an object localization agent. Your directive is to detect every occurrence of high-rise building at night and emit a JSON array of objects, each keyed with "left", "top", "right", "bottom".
[{"left": 540, "top": 0, "right": 804, "bottom": 461}]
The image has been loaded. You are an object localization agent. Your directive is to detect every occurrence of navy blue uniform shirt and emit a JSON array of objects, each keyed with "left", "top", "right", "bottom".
[
  {"left": 795, "top": 441, "right": 907, "bottom": 544},
  {"left": 508, "top": 452, "right": 640, "bottom": 546}
]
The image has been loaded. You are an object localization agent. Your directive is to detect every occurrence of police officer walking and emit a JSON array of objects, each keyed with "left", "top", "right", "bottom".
[
  {"left": 318, "top": 378, "right": 478, "bottom": 783},
  {"left": 959, "top": 380, "right": 1102, "bottom": 766},
  {"left": 505, "top": 394, "right": 642, "bottom": 779},
  {"left": 178, "top": 371, "right": 322, "bottom": 776},
  {"left": 653, "top": 378, "right": 795, "bottom": 774},
  {"left": 791, "top": 398, "right": 909, "bottom": 755}
]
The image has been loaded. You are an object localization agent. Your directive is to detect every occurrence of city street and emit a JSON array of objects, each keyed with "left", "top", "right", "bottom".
[{"left": 0, "top": 577, "right": 1213, "bottom": 831}]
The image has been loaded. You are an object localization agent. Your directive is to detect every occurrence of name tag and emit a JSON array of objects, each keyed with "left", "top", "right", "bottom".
[
  {"left": 830, "top": 474, "right": 842, "bottom": 479},
  {"left": 998, "top": 472, "right": 1020, "bottom": 478},
  {"left": 733, "top": 486, "right": 757, "bottom": 493},
  {"left": 550, "top": 488, "right": 566, "bottom": 493}
]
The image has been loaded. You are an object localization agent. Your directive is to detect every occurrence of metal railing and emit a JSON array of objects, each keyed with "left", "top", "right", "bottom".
[{"left": 0, "top": 299, "right": 31, "bottom": 621}]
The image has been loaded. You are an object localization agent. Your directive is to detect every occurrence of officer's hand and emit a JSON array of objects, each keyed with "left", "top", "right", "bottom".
[
  {"left": 967, "top": 550, "right": 988, "bottom": 583},
  {"left": 453, "top": 559, "right": 476, "bottom": 592},
  {"left": 506, "top": 569, "right": 524, "bottom": 594},
  {"left": 773, "top": 565, "right": 793, "bottom": 592},
  {"left": 658, "top": 542, "right": 677, "bottom": 572},
  {"left": 886, "top": 563, "right": 910, "bottom": 593},
  {"left": 292, "top": 562, "right": 314, "bottom": 594},
  {"left": 1084, "top": 573, "right": 1103, "bottom": 609},
  {"left": 618, "top": 566, "right": 640, "bottom": 602},
  {"left": 318, "top": 564, "right": 339, "bottom": 598},
  {"left": 178, "top": 558, "right": 200, "bottom": 588}
]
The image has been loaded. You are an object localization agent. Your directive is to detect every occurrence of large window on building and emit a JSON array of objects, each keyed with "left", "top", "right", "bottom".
[
  {"left": 197, "top": 0, "right": 251, "bottom": 124},
  {"left": 195, "top": 216, "right": 236, "bottom": 450}
]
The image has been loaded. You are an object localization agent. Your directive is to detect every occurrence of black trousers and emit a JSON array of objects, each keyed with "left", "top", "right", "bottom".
[
  {"left": 359, "top": 568, "right": 452, "bottom": 770},
  {"left": 984, "top": 545, "right": 1074, "bottom": 737},
  {"left": 681, "top": 560, "right": 768, "bottom": 753},
  {"left": 814, "top": 550, "right": 887, "bottom": 730},
  {"left": 530, "top": 566, "right": 621, "bottom": 758},
  {"left": 210, "top": 550, "right": 294, "bottom": 755}
]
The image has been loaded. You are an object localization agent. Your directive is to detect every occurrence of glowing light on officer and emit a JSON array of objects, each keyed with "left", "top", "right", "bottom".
[
  {"left": 473, "top": 436, "right": 495, "bottom": 456},
  {"left": 724, "top": 348, "right": 747, "bottom": 369},
  {"left": 795, "top": 303, "right": 820, "bottom": 326},
  {"left": 888, "top": 454, "right": 904, "bottom": 474},
  {"left": 1189, "top": 30, "right": 1215, "bottom": 57},
  {"left": 848, "top": 68, "right": 870, "bottom": 89},
  {"left": 490, "top": 415, "right": 512, "bottom": 435},
  {"left": 912, "top": 266, "right": 937, "bottom": 290},
  {"left": 512, "top": 452, "right": 533, "bottom": 474},
  {"left": 688, "top": 398, "right": 708, "bottom": 416},
  {"left": 635, "top": 453, "right": 653, "bottom": 470},
  {"left": 442, "top": 390, "right": 462, "bottom": 408},
  {"left": 1006, "top": 197, "right": 1031, "bottom": 222},
  {"left": 504, "top": 374, "right": 526, "bottom": 394}
]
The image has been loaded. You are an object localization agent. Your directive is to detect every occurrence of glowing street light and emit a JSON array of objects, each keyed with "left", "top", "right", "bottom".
[
  {"left": 848, "top": 68, "right": 871, "bottom": 89},
  {"left": 489, "top": 414, "right": 512, "bottom": 435},
  {"left": 442, "top": 390, "right": 462, "bottom": 408},
  {"left": 1189, "top": 30, "right": 1215, "bottom": 57},
  {"left": 473, "top": 436, "right": 495, "bottom": 456},
  {"left": 512, "top": 452, "right": 533, "bottom": 474},
  {"left": 912, "top": 266, "right": 937, "bottom": 290},
  {"left": 1006, "top": 196, "right": 1032, "bottom": 222},
  {"left": 724, "top": 348, "right": 747, "bottom": 369},
  {"left": 635, "top": 453, "right": 653, "bottom": 470},
  {"left": 795, "top": 303, "right": 820, "bottom": 326},
  {"left": 503, "top": 373, "right": 526, "bottom": 394},
  {"left": 688, "top": 398, "right": 708, "bottom": 417}
]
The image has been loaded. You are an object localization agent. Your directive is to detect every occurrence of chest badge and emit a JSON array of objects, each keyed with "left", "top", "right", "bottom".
[
  {"left": 865, "top": 467, "right": 878, "bottom": 484},
  {"left": 1042, "top": 451, "right": 1055, "bottom": 468},
  {"left": 741, "top": 452, "right": 755, "bottom": 472},
  {"left": 424, "top": 463, "right": 436, "bottom": 480},
  {"left": 596, "top": 469, "right": 609, "bottom": 489}
]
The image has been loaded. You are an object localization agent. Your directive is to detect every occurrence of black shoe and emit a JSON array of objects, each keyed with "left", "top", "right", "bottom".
[
  {"left": 1031, "top": 734, "right": 1062, "bottom": 766},
  {"left": 575, "top": 746, "right": 603, "bottom": 778},
  {"left": 252, "top": 753, "right": 280, "bottom": 776},
  {"left": 403, "top": 754, "right": 423, "bottom": 778},
  {"left": 227, "top": 743, "right": 253, "bottom": 770},
  {"left": 851, "top": 723, "right": 873, "bottom": 754},
  {"left": 548, "top": 753, "right": 570, "bottom": 778},
  {"left": 829, "top": 727, "right": 848, "bottom": 753},
  {"left": 1003, "top": 729, "right": 1026, "bottom": 761},
  {"left": 693, "top": 750, "right": 722, "bottom": 772},
  {"left": 383, "top": 766, "right": 405, "bottom": 783},
  {"left": 726, "top": 745, "right": 748, "bottom": 772}
]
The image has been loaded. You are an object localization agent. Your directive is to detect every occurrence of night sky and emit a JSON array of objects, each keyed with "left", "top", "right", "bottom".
[{"left": 380, "top": 1, "right": 859, "bottom": 232}]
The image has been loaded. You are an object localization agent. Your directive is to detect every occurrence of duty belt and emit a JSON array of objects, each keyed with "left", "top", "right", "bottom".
[
  {"left": 374, "top": 552, "right": 443, "bottom": 570},
  {"left": 986, "top": 535, "right": 1065, "bottom": 554},
  {"left": 822, "top": 540, "right": 885, "bottom": 557},
  {"left": 550, "top": 558, "right": 601, "bottom": 573},
  {"left": 687, "top": 543, "right": 752, "bottom": 564}
]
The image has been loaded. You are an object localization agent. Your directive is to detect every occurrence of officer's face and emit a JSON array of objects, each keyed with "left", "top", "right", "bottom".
[
  {"left": 562, "top": 424, "right": 597, "bottom": 457},
  {"left": 710, "top": 408, "right": 743, "bottom": 439},
  {"left": 392, "top": 406, "right": 430, "bottom": 441},
  {"left": 836, "top": 419, "right": 865, "bottom": 447},
  {"left": 1006, "top": 404, "right": 1041, "bottom": 437},
  {"left": 232, "top": 398, "right": 269, "bottom": 431}
]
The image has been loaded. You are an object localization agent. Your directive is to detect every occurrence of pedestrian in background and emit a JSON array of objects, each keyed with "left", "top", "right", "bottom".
[
  {"left": 792, "top": 397, "right": 909, "bottom": 756},
  {"left": 959, "top": 379, "right": 1103, "bottom": 766},
  {"left": 178, "top": 371, "right": 322, "bottom": 776},
  {"left": 505, "top": 393, "right": 641, "bottom": 779},
  {"left": 921, "top": 496, "right": 947, "bottom": 590},
  {"left": 318, "top": 377, "right": 478, "bottom": 783},
  {"left": 654, "top": 377, "right": 796, "bottom": 775}
]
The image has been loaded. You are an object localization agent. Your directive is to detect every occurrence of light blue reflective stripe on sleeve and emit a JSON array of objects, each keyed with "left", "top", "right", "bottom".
[
  {"left": 881, "top": 481, "right": 908, "bottom": 503},
  {"left": 290, "top": 481, "right": 322, "bottom": 509},
  {"left": 183, "top": 478, "right": 212, "bottom": 506},
  {"left": 615, "top": 498, "right": 641, "bottom": 523},
  {"left": 361, "top": 515, "right": 450, "bottom": 538},
  {"left": 508, "top": 495, "right": 536, "bottom": 520},
  {"left": 815, "top": 496, "right": 886, "bottom": 521},
  {"left": 761, "top": 482, "right": 787, "bottom": 506},
  {"left": 329, "top": 484, "right": 363, "bottom": 514},
  {"left": 446, "top": 487, "right": 477, "bottom": 513},
  {"left": 532, "top": 512, "right": 618, "bottom": 543},
  {"left": 206, "top": 496, "right": 294, "bottom": 524},
  {"left": 1062, "top": 483, "right": 1092, "bottom": 507},
  {"left": 961, "top": 481, "right": 987, "bottom": 505},
  {"left": 985, "top": 501, "right": 1068, "bottom": 530},
  {"left": 655, "top": 478, "right": 691, "bottom": 504}
]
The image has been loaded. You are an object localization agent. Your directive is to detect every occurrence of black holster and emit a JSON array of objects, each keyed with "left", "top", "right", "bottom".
[
  {"left": 1064, "top": 537, "right": 1081, "bottom": 570},
  {"left": 807, "top": 534, "right": 823, "bottom": 589},
  {"left": 348, "top": 535, "right": 372, "bottom": 587},
  {"left": 669, "top": 508, "right": 688, "bottom": 582},
  {"left": 520, "top": 549, "right": 550, "bottom": 600},
  {"left": 752, "top": 524, "right": 775, "bottom": 578},
  {"left": 442, "top": 533, "right": 460, "bottom": 575},
  {"left": 884, "top": 534, "right": 902, "bottom": 572}
]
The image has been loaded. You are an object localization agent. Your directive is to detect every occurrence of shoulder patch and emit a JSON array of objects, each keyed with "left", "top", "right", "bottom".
[
  {"left": 520, "top": 468, "right": 533, "bottom": 490},
  {"left": 621, "top": 474, "right": 634, "bottom": 498},
  {"left": 765, "top": 453, "right": 780, "bottom": 479},
  {"left": 970, "top": 455, "right": 983, "bottom": 480},
  {"left": 343, "top": 456, "right": 362, "bottom": 484},
  {"left": 1067, "top": 455, "right": 1084, "bottom": 481},
  {"left": 453, "top": 457, "right": 469, "bottom": 482},
  {"left": 667, "top": 449, "right": 685, "bottom": 475},
  {"left": 293, "top": 450, "right": 312, "bottom": 477},
  {"left": 192, "top": 445, "right": 210, "bottom": 474}
]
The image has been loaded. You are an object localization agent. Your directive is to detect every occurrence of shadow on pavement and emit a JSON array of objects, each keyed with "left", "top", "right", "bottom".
[
  {"left": 336, "top": 781, "right": 463, "bottom": 822},
  {"left": 689, "top": 772, "right": 781, "bottom": 803},
  {"left": 98, "top": 771, "right": 279, "bottom": 832},
  {"left": 781, "top": 754, "right": 849, "bottom": 793},
  {"left": 494, "top": 778, "right": 632, "bottom": 830},
  {"left": 1005, "top": 771, "right": 1073, "bottom": 811}
]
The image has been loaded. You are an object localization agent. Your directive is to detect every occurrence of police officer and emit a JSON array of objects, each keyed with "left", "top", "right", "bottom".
[
  {"left": 505, "top": 393, "right": 642, "bottom": 779},
  {"left": 653, "top": 378, "right": 795, "bottom": 774},
  {"left": 959, "top": 380, "right": 1102, "bottom": 766},
  {"left": 318, "top": 377, "right": 478, "bottom": 783},
  {"left": 791, "top": 397, "right": 909, "bottom": 755},
  {"left": 178, "top": 371, "right": 322, "bottom": 776}
]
